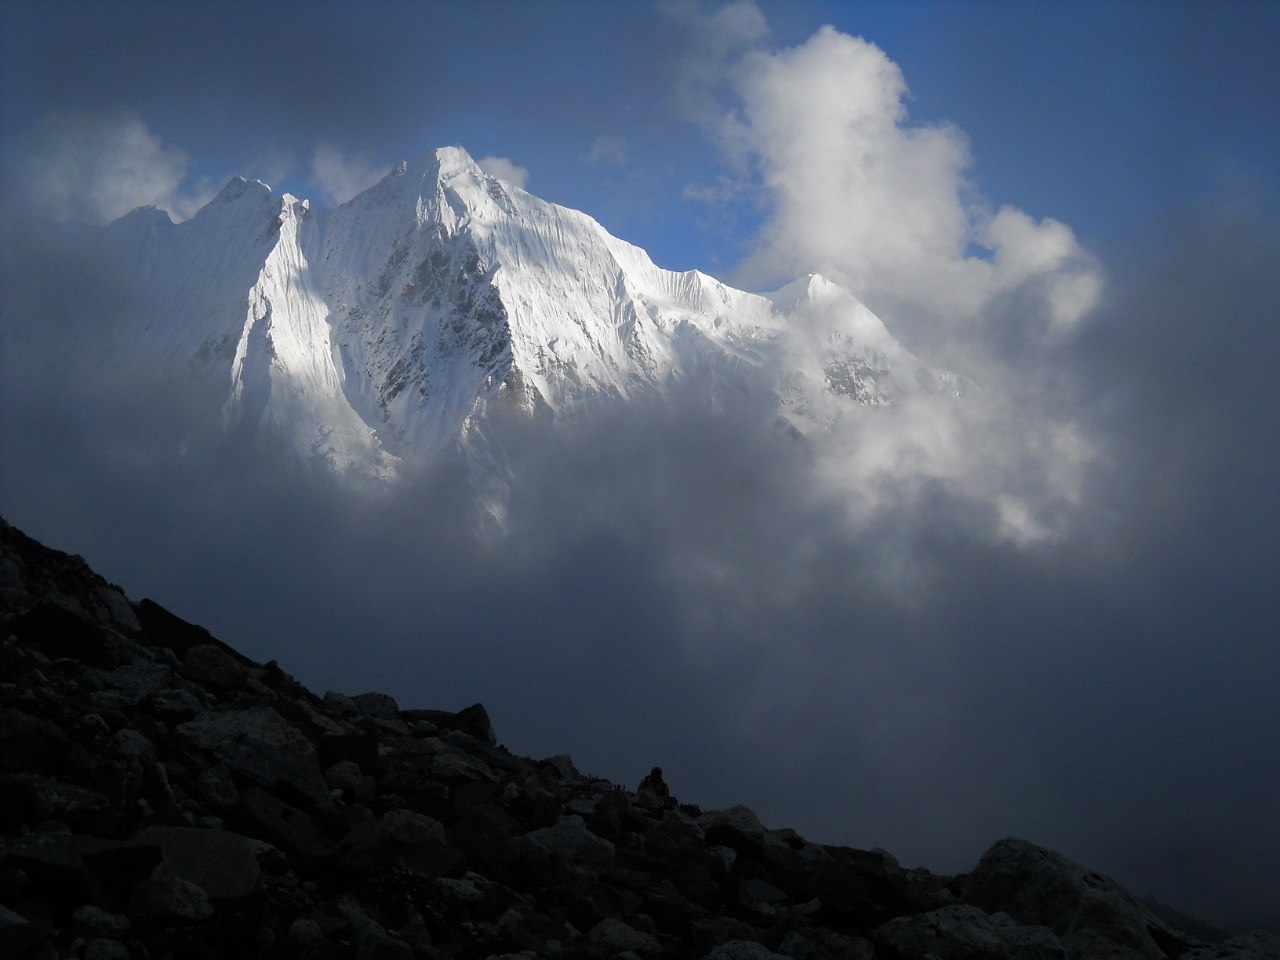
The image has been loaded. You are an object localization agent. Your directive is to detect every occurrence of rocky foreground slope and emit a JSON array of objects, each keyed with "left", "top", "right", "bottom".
[{"left": 1, "top": 517, "right": 1275, "bottom": 960}]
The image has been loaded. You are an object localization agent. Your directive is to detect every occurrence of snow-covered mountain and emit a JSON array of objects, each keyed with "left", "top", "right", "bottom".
[{"left": 51, "top": 146, "right": 963, "bottom": 484}]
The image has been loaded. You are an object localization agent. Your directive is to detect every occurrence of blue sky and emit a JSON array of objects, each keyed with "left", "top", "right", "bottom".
[
  {"left": 3, "top": 0, "right": 1279, "bottom": 936},
  {"left": 4, "top": 0, "right": 1275, "bottom": 276}
]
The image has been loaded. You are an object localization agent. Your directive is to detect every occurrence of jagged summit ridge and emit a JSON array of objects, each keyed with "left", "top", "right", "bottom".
[{"left": 77, "top": 145, "right": 963, "bottom": 483}]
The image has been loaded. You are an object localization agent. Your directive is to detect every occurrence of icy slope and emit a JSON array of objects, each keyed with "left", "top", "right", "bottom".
[{"left": 83, "top": 146, "right": 960, "bottom": 482}]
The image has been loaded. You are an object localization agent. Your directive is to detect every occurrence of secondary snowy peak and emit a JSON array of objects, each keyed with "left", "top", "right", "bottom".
[
  {"left": 769, "top": 273, "right": 967, "bottom": 408},
  {"left": 85, "top": 144, "right": 960, "bottom": 485},
  {"left": 224, "top": 190, "right": 392, "bottom": 478}
]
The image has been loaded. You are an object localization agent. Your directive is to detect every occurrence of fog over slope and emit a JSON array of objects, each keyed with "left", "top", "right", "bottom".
[
  {"left": 2, "top": 0, "right": 1277, "bottom": 938},
  {"left": 2, "top": 203, "right": 1278, "bottom": 934}
]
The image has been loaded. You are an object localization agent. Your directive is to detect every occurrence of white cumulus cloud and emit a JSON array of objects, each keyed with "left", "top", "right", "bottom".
[
  {"left": 9, "top": 108, "right": 215, "bottom": 224},
  {"left": 684, "top": 9, "right": 1103, "bottom": 359},
  {"left": 476, "top": 155, "right": 530, "bottom": 190}
]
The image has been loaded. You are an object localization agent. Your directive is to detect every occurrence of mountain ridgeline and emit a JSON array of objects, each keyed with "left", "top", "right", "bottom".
[{"left": 48, "top": 146, "right": 962, "bottom": 487}]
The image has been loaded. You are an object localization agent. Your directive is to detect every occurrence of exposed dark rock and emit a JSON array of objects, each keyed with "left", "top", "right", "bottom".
[
  {"left": 12, "top": 604, "right": 117, "bottom": 668},
  {"left": 963, "top": 838, "right": 1196, "bottom": 959},
  {"left": 1181, "top": 930, "right": 1280, "bottom": 959},
  {"left": 1, "top": 517, "right": 1266, "bottom": 960},
  {"left": 702, "top": 941, "right": 789, "bottom": 960},
  {"left": 320, "top": 733, "right": 381, "bottom": 772},
  {"left": 137, "top": 825, "right": 261, "bottom": 899},
  {"left": 71, "top": 903, "right": 131, "bottom": 939},
  {"left": 227, "top": 787, "right": 336, "bottom": 867},
  {"left": 182, "top": 643, "right": 250, "bottom": 690},
  {"left": 135, "top": 598, "right": 243, "bottom": 663},
  {"left": 352, "top": 692, "right": 401, "bottom": 719},
  {"left": 177, "top": 705, "right": 328, "bottom": 803},
  {"left": 130, "top": 874, "right": 214, "bottom": 921},
  {"left": 379, "top": 809, "right": 446, "bottom": 847},
  {"left": 83, "top": 938, "right": 131, "bottom": 960},
  {"left": 872, "top": 903, "right": 1065, "bottom": 959},
  {"left": 451, "top": 703, "right": 497, "bottom": 745},
  {"left": 0, "top": 902, "right": 52, "bottom": 956}
]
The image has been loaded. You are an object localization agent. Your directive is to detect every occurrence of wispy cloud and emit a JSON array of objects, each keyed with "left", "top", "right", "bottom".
[
  {"left": 584, "top": 136, "right": 628, "bottom": 166},
  {"left": 308, "top": 143, "right": 391, "bottom": 205},
  {"left": 4, "top": 108, "right": 216, "bottom": 224},
  {"left": 476, "top": 155, "right": 530, "bottom": 190},
  {"left": 3, "top": 208, "right": 1275, "bottom": 935},
  {"left": 243, "top": 147, "right": 297, "bottom": 193}
]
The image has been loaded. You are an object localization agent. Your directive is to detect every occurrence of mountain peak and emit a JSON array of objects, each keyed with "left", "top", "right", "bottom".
[
  {"left": 80, "top": 146, "right": 962, "bottom": 487},
  {"left": 435, "top": 144, "right": 482, "bottom": 177},
  {"left": 376, "top": 146, "right": 491, "bottom": 214},
  {"left": 214, "top": 175, "right": 273, "bottom": 204}
]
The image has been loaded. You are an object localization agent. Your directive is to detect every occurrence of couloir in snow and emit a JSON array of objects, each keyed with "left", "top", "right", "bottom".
[{"left": 79, "top": 146, "right": 963, "bottom": 484}]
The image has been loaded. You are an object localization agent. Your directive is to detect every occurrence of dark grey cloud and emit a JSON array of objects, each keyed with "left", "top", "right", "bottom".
[
  {"left": 3, "top": 204, "right": 1279, "bottom": 936},
  {"left": 0, "top": 2, "right": 677, "bottom": 186},
  {"left": 4, "top": 2, "right": 434, "bottom": 149}
]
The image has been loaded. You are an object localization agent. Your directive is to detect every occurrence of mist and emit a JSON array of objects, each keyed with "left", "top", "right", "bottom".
[
  {"left": 2, "top": 202, "right": 1277, "bottom": 935},
  {"left": 3, "top": 0, "right": 1278, "bottom": 937}
]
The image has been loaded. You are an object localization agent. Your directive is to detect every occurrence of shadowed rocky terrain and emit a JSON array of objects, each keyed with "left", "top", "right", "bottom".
[{"left": 1, "top": 517, "right": 1276, "bottom": 960}]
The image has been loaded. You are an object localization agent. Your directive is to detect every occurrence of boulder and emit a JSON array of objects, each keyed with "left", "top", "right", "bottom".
[
  {"left": 379, "top": 809, "right": 445, "bottom": 846},
  {"left": 351, "top": 691, "right": 400, "bottom": 719},
  {"left": 196, "top": 764, "right": 239, "bottom": 809},
  {"left": 698, "top": 805, "right": 767, "bottom": 835},
  {"left": 288, "top": 916, "right": 324, "bottom": 946},
  {"left": 12, "top": 603, "right": 114, "bottom": 667},
  {"left": 99, "top": 661, "right": 173, "bottom": 707},
  {"left": 350, "top": 916, "right": 414, "bottom": 960},
  {"left": 318, "top": 731, "right": 380, "bottom": 772},
  {"left": 138, "top": 826, "right": 261, "bottom": 899},
  {"left": 431, "top": 749, "right": 499, "bottom": 784},
  {"left": 324, "top": 760, "right": 364, "bottom": 792},
  {"left": 779, "top": 929, "right": 876, "bottom": 960},
  {"left": 873, "top": 903, "right": 1065, "bottom": 959},
  {"left": 453, "top": 702, "right": 497, "bottom": 744},
  {"left": 0, "top": 708, "right": 72, "bottom": 774},
  {"left": 963, "top": 839, "right": 1192, "bottom": 960},
  {"left": 182, "top": 643, "right": 249, "bottom": 690},
  {"left": 1180, "top": 929, "right": 1280, "bottom": 959},
  {"left": 22, "top": 775, "right": 114, "bottom": 831},
  {"left": 0, "top": 832, "right": 160, "bottom": 912},
  {"left": 0, "top": 903, "right": 51, "bottom": 956},
  {"left": 83, "top": 938, "right": 131, "bottom": 960},
  {"left": 151, "top": 686, "right": 205, "bottom": 719},
  {"left": 227, "top": 787, "right": 336, "bottom": 867},
  {"left": 177, "top": 706, "right": 328, "bottom": 803},
  {"left": 702, "top": 941, "right": 789, "bottom": 960},
  {"left": 71, "top": 904, "right": 131, "bottom": 939},
  {"left": 129, "top": 874, "right": 214, "bottom": 920},
  {"left": 135, "top": 598, "right": 231, "bottom": 660},
  {"left": 587, "top": 917, "right": 662, "bottom": 956},
  {"left": 528, "top": 815, "right": 616, "bottom": 874}
]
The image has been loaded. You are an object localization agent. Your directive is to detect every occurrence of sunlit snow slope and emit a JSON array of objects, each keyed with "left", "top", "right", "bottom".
[{"left": 87, "top": 146, "right": 963, "bottom": 482}]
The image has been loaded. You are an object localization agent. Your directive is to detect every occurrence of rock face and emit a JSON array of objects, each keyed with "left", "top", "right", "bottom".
[{"left": 1, "top": 516, "right": 1276, "bottom": 960}]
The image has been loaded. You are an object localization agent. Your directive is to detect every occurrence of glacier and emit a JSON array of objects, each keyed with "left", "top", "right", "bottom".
[{"left": 32, "top": 145, "right": 964, "bottom": 488}]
